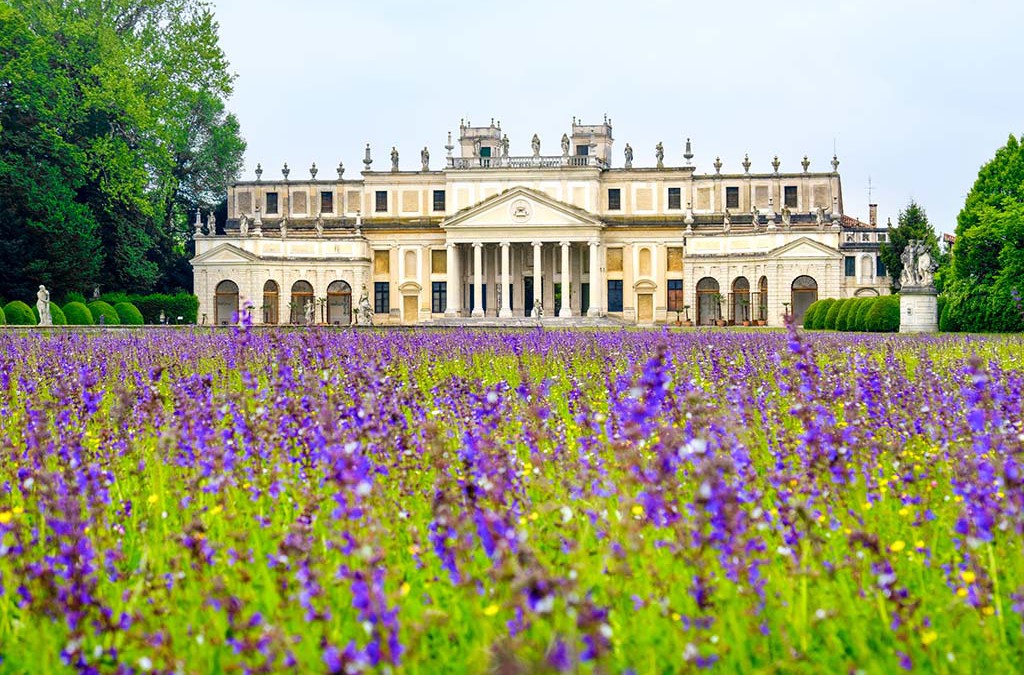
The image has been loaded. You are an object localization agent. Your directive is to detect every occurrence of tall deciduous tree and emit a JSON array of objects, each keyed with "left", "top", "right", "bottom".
[
  {"left": 879, "top": 200, "right": 941, "bottom": 290},
  {"left": 0, "top": 0, "right": 244, "bottom": 299}
]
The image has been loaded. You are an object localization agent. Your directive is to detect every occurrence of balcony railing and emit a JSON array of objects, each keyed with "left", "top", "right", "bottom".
[{"left": 446, "top": 155, "right": 607, "bottom": 170}]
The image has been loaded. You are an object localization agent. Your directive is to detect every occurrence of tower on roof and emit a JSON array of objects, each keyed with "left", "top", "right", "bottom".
[
  {"left": 458, "top": 119, "right": 502, "bottom": 158},
  {"left": 570, "top": 117, "right": 613, "bottom": 165}
]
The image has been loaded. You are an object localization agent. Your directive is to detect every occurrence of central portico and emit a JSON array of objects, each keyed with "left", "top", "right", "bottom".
[{"left": 441, "top": 186, "right": 605, "bottom": 319}]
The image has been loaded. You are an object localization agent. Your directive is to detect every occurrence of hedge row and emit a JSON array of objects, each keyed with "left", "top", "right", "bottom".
[
  {"left": 98, "top": 292, "right": 198, "bottom": 324},
  {"left": 0, "top": 300, "right": 146, "bottom": 327},
  {"left": 802, "top": 295, "right": 900, "bottom": 332}
]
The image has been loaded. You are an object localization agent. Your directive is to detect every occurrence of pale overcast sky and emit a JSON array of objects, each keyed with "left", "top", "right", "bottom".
[{"left": 212, "top": 0, "right": 1024, "bottom": 234}]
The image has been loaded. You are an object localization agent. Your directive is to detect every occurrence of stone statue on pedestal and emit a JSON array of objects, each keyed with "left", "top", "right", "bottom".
[
  {"left": 815, "top": 207, "right": 825, "bottom": 230},
  {"left": 238, "top": 215, "right": 249, "bottom": 237},
  {"left": 655, "top": 142, "right": 664, "bottom": 168},
  {"left": 781, "top": 206, "right": 792, "bottom": 230},
  {"left": 37, "top": 285, "right": 52, "bottom": 326},
  {"left": 501, "top": 135, "right": 510, "bottom": 157},
  {"left": 421, "top": 146, "right": 430, "bottom": 171},
  {"left": 390, "top": 147, "right": 399, "bottom": 172},
  {"left": 358, "top": 285, "right": 374, "bottom": 325},
  {"left": 314, "top": 213, "right": 324, "bottom": 238},
  {"left": 624, "top": 143, "right": 633, "bottom": 169},
  {"left": 560, "top": 133, "right": 570, "bottom": 156},
  {"left": 899, "top": 239, "right": 939, "bottom": 333},
  {"left": 279, "top": 216, "right": 288, "bottom": 239},
  {"left": 531, "top": 134, "right": 541, "bottom": 157},
  {"left": 900, "top": 240, "right": 935, "bottom": 288},
  {"left": 722, "top": 209, "right": 731, "bottom": 233},
  {"left": 304, "top": 300, "right": 315, "bottom": 326},
  {"left": 206, "top": 212, "right": 215, "bottom": 235}
]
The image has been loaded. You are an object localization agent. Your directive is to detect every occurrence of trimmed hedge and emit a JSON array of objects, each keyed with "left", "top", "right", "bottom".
[
  {"left": 114, "top": 302, "right": 144, "bottom": 326},
  {"left": 63, "top": 302, "right": 94, "bottom": 325},
  {"left": 835, "top": 299, "right": 857, "bottom": 332},
  {"left": 801, "top": 301, "right": 822, "bottom": 329},
  {"left": 31, "top": 302, "right": 67, "bottom": 325},
  {"left": 852, "top": 298, "right": 876, "bottom": 332},
  {"left": 127, "top": 293, "right": 199, "bottom": 324},
  {"left": 865, "top": 294, "right": 901, "bottom": 333},
  {"left": 0, "top": 305, "right": 6, "bottom": 325},
  {"left": 823, "top": 298, "right": 848, "bottom": 331},
  {"left": 3, "top": 301, "right": 37, "bottom": 325},
  {"left": 808, "top": 299, "right": 835, "bottom": 330},
  {"left": 88, "top": 301, "right": 120, "bottom": 325}
]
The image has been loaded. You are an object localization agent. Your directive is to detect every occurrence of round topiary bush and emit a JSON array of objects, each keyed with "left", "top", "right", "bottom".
[
  {"left": 32, "top": 301, "right": 67, "bottom": 326},
  {"left": 823, "top": 298, "right": 848, "bottom": 331},
  {"left": 63, "top": 302, "right": 94, "bottom": 325},
  {"left": 87, "top": 301, "right": 120, "bottom": 326},
  {"left": 835, "top": 298, "right": 857, "bottom": 332},
  {"left": 801, "top": 301, "right": 822, "bottom": 329},
  {"left": 114, "top": 302, "right": 144, "bottom": 326},
  {"left": 852, "top": 298, "right": 876, "bottom": 332},
  {"left": 865, "top": 294, "right": 901, "bottom": 332},
  {"left": 808, "top": 298, "right": 835, "bottom": 330},
  {"left": 3, "top": 300, "right": 37, "bottom": 325},
  {"left": 0, "top": 305, "right": 6, "bottom": 325}
]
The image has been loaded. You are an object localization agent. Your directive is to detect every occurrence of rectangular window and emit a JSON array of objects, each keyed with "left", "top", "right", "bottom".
[
  {"left": 845, "top": 256, "right": 856, "bottom": 277},
  {"left": 608, "top": 188, "right": 621, "bottom": 210},
  {"left": 373, "top": 282, "right": 389, "bottom": 314},
  {"left": 607, "top": 280, "right": 624, "bottom": 312},
  {"left": 320, "top": 191, "right": 334, "bottom": 213},
  {"left": 374, "top": 250, "right": 390, "bottom": 275},
  {"left": 479, "top": 146, "right": 491, "bottom": 158},
  {"left": 266, "top": 192, "right": 279, "bottom": 214},
  {"left": 667, "top": 279, "right": 684, "bottom": 312},
  {"left": 375, "top": 191, "right": 388, "bottom": 212},
  {"left": 876, "top": 256, "right": 887, "bottom": 278},
  {"left": 431, "top": 249, "right": 447, "bottom": 274},
  {"left": 726, "top": 186, "right": 739, "bottom": 209},
  {"left": 878, "top": 233, "right": 887, "bottom": 243},
  {"left": 432, "top": 190, "right": 446, "bottom": 212},
  {"left": 668, "top": 187, "right": 681, "bottom": 210},
  {"left": 576, "top": 145, "right": 589, "bottom": 156},
  {"left": 784, "top": 186, "right": 798, "bottom": 208},
  {"left": 431, "top": 282, "right": 447, "bottom": 314}
]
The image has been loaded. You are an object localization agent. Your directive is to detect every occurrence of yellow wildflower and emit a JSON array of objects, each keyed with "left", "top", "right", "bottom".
[
  {"left": 483, "top": 603, "right": 500, "bottom": 616},
  {"left": 529, "top": 512, "right": 538, "bottom": 521},
  {"left": 400, "top": 582, "right": 411, "bottom": 597},
  {"left": 921, "top": 630, "right": 938, "bottom": 646},
  {"left": 13, "top": 506, "right": 24, "bottom": 515},
  {"left": 956, "top": 587, "right": 968, "bottom": 598},
  {"left": 209, "top": 505, "right": 223, "bottom": 516},
  {"left": 915, "top": 540, "right": 925, "bottom": 549},
  {"left": 961, "top": 570, "right": 976, "bottom": 584},
  {"left": 898, "top": 508, "right": 910, "bottom": 517},
  {"left": 408, "top": 544, "right": 421, "bottom": 556},
  {"left": 890, "top": 540, "right": 906, "bottom": 553},
  {"left": 147, "top": 494, "right": 159, "bottom": 505},
  {"left": 631, "top": 505, "right": 644, "bottom": 517},
  {"left": 671, "top": 612, "right": 681, "bottom": 622},
  {"left": 982, "top": 606, "right": 995, "bottom": 616},
  {"left": 0, "top": 511, "right": 12, "bottom": 525}
]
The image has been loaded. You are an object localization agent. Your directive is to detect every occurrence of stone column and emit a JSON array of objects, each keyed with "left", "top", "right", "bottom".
[
  {"left": 472, "top": 242, "right": 484, "bottom": 317},
  {"left": 445, "top": 243, "right": 460, "bottom": 317},
  {"left": 532, "top": 241, "right": 543, "bottom": 317},
  {"left": 588, "top": 240, "right": 601, "bottom": 317},
  {"left": 559, "top": 241, "right": 572, "bottom": 318},
  {"left": 499, "top": 241, "right": 512, "bottom": 318}
]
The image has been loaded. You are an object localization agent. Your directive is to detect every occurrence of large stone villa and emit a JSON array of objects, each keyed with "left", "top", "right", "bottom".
[{"left": 191, "top": 117, "right": 889, "bottom": 326}]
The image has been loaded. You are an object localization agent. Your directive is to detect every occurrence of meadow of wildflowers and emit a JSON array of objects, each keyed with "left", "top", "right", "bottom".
[{"left": 0, "top": 324, "right": 1022, "bottom": 673}]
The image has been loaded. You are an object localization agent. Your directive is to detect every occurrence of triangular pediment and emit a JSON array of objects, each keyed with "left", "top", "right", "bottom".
[
  {"left": 441, "top": 187, "right": 602, "bottom": 231},
  {"left": 770, "top": 237, "right": 843, "bottom": 260},
  {"left": 190, "top": 242, "right": 260, "bottom": 265}
]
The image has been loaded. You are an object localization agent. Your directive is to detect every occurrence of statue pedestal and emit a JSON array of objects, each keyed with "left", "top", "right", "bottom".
[{"left": 899, "top": 287, "right": 938, "bottom": 333}]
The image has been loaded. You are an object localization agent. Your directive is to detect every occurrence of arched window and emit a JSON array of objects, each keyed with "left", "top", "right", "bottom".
[
  {"left": 790, "top": 275, "right": 818, "bottom": 323},
  {"left": 757, "top": 276, "right": 768, "bottom": 321},
  {"left": 696, "top": 277, "right": 720, "bottom": 326},
  {"left": 327, "top": 280, "right": 352, "bottom": 326},
  {"left": 290, "top": 280, "right": 314, "bottom": 325},
  {"left": 263, "top": 280, "right": 279, "bottom": 325},
  {"left": 638, "top": 247, "right": 652, "bottom": 276},
  {"left": 215, "top": 280, "right": 239, "bottom": 326},
  {"left": 731, "top": 276, "right": 750, "bottom": 323},
  {"left": 404, "top": 250, "right": 417, "bottom": 279}
]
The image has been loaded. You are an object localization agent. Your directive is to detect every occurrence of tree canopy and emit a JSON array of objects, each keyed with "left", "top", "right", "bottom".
[
  {"left": 941, "top": 134, "right": 1024, "bottom": 332},
  {"left": 0, "top": 0, "right": 244, "bottom": 300}
]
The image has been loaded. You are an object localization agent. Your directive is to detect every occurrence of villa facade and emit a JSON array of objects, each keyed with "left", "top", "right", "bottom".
[{"left": 191, "top": 118, "right": 889, "bottom": 327}]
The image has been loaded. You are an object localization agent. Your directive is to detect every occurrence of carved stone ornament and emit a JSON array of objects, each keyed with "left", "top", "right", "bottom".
[
  {"left": 713, "top": 156, "right": 722, "bottom": 174},
  {"left": 771, "top": 155, "right": 780, "bottom": 174},
  {"left": 801, "top": 155, "right": 810, "bottom": 173},
  {"left": 742, "top": 154, "right": 751, "bottom": 174},
  {"left": 510, "top": 199, "right": 532, "bottom": 223},
  {"left": 310, "top": 162, "right": 318, "bottom": 180},
  {"left": 255, "top": 163, "right": 263, "bottom": 181},
  {"left": 282, "top": 162, "right": 290, "bottom": 181}
]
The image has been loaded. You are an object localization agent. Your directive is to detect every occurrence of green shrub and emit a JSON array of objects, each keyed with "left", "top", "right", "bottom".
[
  {"left": 64, "top": 291, "right": 87, "bottom": 305},
  {"left": 3, "top": 301, "right": 37, "bottom": 325},
  {"left": 866, "top": 294, "right": 901, "bottom": 332},
  {"left": 801, "top": 301, "right": 822, "bottom": 329},
  {"left": 823, "top": 298, "right": 848, "bottom": 330},
  {"left": 31, "top": 302, "right": 67, "bottom": 325},
  {"left": 835, "top": 299, "right": 857, "bottom": 332},
  {"left": 808, "top": 298, "right": 835, "bottom": 330},
  {"left": 63, "top": 302, "right": 94, "bottom": 325},
  {"left": 114, "top": 302, "right": 144, "bottom": 326},
  {"left": 88, "top": 301, "right": 120, "bottom": 325},
  {"left": 0, "top": 305, "right": 6, "bottom": 325},
  {"left": 127, "top": 293, "right": 199, "bottom": 324},
  {"left": 99, "top": 292, "right": 131, "bottom": 305},
  {"left": 852, "top": 298, "right": 876, "bottom": 331}
]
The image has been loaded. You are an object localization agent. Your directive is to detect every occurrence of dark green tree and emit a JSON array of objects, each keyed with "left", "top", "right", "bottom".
[{"left": 879, "top": 200, "right": 941, "bottom": 291}]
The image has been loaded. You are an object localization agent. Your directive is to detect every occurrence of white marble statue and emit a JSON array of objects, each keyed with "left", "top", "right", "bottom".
[
  {"left": 900, "top": 239, "right": 935, "bottom": 288},
  {"left": 560, "top": 133, "right": 570, "bottom": 156},
  {"left": 815, "top": 206, "right": 825, "bottom": 230},
  {"left": 624, "top": 143, "right": 633, "bottom": 168},
  {"left": 722, "top": 208, "right": 731, "bottom": 233},
  {"left": 781, "top": 206, "right": 792, "bottom": 230},
  {"left": 421, "top": 146, "right": 430, "bottom": 171},
  {"left": 304, "top": 299, "right": 315, "bottom": 325},
  {"left": 239, "top": 215, "right": 249, "bottom": 237},
  {"left": 531, "top": 134, "right": 541, "bottom": 157},
  {"left": 358, "top": 285, "right": 374, "bottom": 325},
  {"left": 279, "top": 216, "right": 288, "bottom": 239},
  {"left": 655, "top": 142, "right": 664, "bottom": 168},
  {"left": 37, "top": 285, "right": 52, "bottom": 326}
]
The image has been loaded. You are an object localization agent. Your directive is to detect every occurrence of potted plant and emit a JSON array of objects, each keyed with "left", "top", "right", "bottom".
[
  {"left": 756, "top": 299, "right": 767, "bottom": 326},
  {"left": 714, "top": 293, "right": 727, "bottom": 327},
  {"left": 738, "top": 297, "right": 751, "bottom": 326},
  {"left": 674, "top": 310, "right": 682, "bottom": 326},
  {"left": 683, "top": 305, "right": 693, "bottom": 326}
]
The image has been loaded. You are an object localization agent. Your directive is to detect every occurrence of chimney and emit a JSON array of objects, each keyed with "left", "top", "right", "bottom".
[{"left": 869, "top": 204, "right": 878, "bottom": 227}]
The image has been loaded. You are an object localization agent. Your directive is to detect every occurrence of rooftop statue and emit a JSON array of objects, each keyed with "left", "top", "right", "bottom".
[
  {"left": 390, "top": 147, "right": 399, "bottom": 172},
  {"left": 655, "top": 142, "right": 664, "bottom": 168},
  {"left": 421, "top": 146, "right": 430, "bottom": 171},
  {"left": 624, "top": 143, "right": 633, "bottom": 169},
  {"left": 561, "top": 133, "right": 570, "bottom": 156},
  {"left": 531, "top": 134, "right": 541, "bottom": 157}
]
